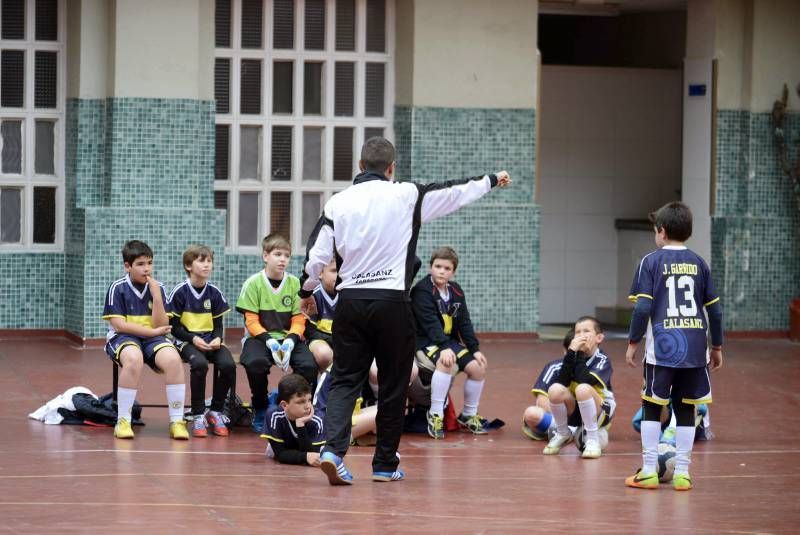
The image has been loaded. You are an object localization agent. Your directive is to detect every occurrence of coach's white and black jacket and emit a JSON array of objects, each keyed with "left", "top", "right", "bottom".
[{"left": 299, "top": 171, "right": 500, "bottom": 300}]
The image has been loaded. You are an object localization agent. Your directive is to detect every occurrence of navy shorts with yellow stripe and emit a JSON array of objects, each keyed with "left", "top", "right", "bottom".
[
  {"left": 105, "top": 334, "right": 174, "bottom": 371},
  {"left": 642, "top": 363, "right": 712, "bottom": 405},
  {"left": 422, "top": 340, "right": 475, "bottom": 372}
]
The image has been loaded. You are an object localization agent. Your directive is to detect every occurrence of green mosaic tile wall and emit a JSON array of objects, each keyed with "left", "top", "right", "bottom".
[
  {"left": 394, "top": 106, "right": 539, "bottom": 332},
  {"left": 0, "top": 254, "right": 64, "bottom": 328},
  {"left": 81, "top": 206, "right": 226, "bottom": 338},
  {"left": 73, "top": 98, "right": 220, "bottom": 338},
  {"left": 713, "top": 110, "right": 800, "bottom": 330},
  {"left": 395, "top": 106, "right": 536, "bottom": 203},
  {"left": 108, "top": 99, "right": 215, "bottom": 210}
]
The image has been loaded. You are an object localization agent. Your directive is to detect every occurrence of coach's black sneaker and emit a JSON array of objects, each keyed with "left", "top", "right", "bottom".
[
  {"left": 426, "top": 410, "right": 444, "bottom": 439},
  {"left": 457, "top": 413, "right": 488, "bottom": 435}
]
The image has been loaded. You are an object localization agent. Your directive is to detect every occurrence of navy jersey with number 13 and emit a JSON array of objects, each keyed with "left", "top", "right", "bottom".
[{"left": 629, "top": 245, "right": 719, "bottom": 368}]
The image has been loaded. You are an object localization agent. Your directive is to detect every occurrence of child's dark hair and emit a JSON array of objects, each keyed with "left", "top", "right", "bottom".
[
  {"left": 430, "top": 246, "right": 459, "bottom": 271},
  {"left": 183, "top": 244, "right": 214, "bottom": 274},
  {"left": 576, "top": 316, "right": 603, "bottom": 334},
  {"left": 262, "top": 233, "right": 291, "bottom": 254},
  {"left": 649, "top": 201, "right": 693, "bottom": 242},
  {"left": 277, "top": 374, "right": 311, "bottom": 403},
  {"left": 562, "top": 328, "right": 575, "bottom": 350},
  {"left": 122, "top": 240, "right": 153, "bottom": 265},
  {"left": 360, "top": 137, "right": 395, "bottom": 173}
]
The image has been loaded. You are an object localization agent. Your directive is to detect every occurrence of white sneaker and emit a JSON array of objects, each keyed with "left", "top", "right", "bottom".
[
  {"left": 581, "top": 438, "right": 602, "bottom": 459},
  {"left": 543, "top": 431, "right": 573, "bottom": 455}
]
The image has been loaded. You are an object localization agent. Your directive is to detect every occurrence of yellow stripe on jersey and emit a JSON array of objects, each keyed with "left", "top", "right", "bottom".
[
  {"left": 704, "top": 297, "right": 720, "bottom": 307},
  {"left": 212, "top": 308, "right": 231, "bottom": 319},
  {"left": 531, "top": 388, "right": 548, "bottom": 398},
  {"left": 263, "top": 435, "right": 284, "bottom": 443},
  {"left": 102, "top": 314, "right": 126, "bottom": 320},
  {"left": 589, "top": 372, "right": 607, "bottom": 392},
  {"left": 311, "top": 440, "right": 326, "bottom": 446},
  {"left": 126, "top": 315, "right": 154, "bottom": 328},
  {"left": 180, "top": 311, "right": 214, "bottom": 333},
  {"left": 442, "top": 314, "right": 453, "bottom": 335},
  {"left": 455, "top": 347, "right": 470, "bottom": 359},
  {"left": 628, "top": 293, "right": 653, "bottom": 303},
  {"left": 316, "top": 318, "right": 333, "bottom": 335}
]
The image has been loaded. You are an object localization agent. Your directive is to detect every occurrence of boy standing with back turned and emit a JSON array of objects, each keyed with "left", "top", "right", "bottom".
[{"left": 625, "top": 201, "right": 723, "bottom": 491}]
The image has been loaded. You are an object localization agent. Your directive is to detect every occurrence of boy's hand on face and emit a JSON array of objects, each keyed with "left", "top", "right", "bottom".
[
  {"left": 568, "top": 335, "right": 587, "bottom": 353},
  {"left": 494, "top": 171, "right": 512, "bottom": 187},
  {"left": 145, "top": 274, "right": 160, "bottom": 290},
  {"left": 306, "top": 452, "right": 321, "bottom": 466},
  {"left": 625, "top": 343, "right": 639, "bottom": 367},
  {"left": 296, "top": 406, "right": 315, "bottom": 426},
  {"left": 439, "top": 348, "right": 456, "bottom": 368}
]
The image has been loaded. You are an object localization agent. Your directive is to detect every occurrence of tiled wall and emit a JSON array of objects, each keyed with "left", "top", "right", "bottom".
[
  {"left": 395, "top": 105, "right": 539, "bottom": 332},
  {"left": 63, "top": 99, "right": 221, "bottom": 334},
  {"left": 3, "top": 101, "right": 539, "bottom": 335},
  {"left": 0, "top": 254, "right": 64, "bottom": 329},
  {"left": 713, "top": 110, "right": 800, "bottom": 331},
  {"left": 538, "top": 67, "right": 683, "bottom": 323}
]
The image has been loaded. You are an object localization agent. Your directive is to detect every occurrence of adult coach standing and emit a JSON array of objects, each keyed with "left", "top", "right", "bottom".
[{"left": 299, "top": 137, "right": 511, "bottom": 485}]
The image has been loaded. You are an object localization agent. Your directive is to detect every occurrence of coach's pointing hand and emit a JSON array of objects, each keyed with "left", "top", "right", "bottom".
[{"left": 494, "top": 171, "right": 512, "bottom": 187}]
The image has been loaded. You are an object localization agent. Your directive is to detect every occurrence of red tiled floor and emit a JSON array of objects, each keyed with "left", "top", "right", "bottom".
[{"left": 1, "top": 335, "right": 798, "bottom": 532}]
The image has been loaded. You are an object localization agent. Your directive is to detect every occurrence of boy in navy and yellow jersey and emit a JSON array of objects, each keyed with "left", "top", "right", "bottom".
[
  {"left": 411, "top": 246, "right": 489, "bottom": 439},
  {"left": 304, "top": 260, "right": 338, "bottom": 372},
  {"left": 265, "top": 374, "right": 326, "bottom": 466},
  {"left": 167, "top": 245, "right": 235, "bottom": 438},
  {"left": 543, "top": 316, "right": 615, "bottom": 459},
  {"left": 236, "top": 233, "right": 317, "bottom": 433},
  {"left": 625, "top": 202, "right": 723, "bottom": 491},
  {"left": 102, "top": 240, "right": 189, "bottom": 440},
  {"left": 522, "top": 330, "right": 573, "bottom": 441}
]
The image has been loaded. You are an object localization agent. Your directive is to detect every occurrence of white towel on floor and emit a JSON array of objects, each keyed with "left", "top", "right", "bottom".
[{"left": 28, "top": 386, "right": 97, "bottom": 424}]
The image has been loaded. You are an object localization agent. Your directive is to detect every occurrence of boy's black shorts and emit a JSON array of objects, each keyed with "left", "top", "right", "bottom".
[
  {"left": 421, "top": 340, "right": 476, "bottom": 372},
  {"left": 641, "top": 363, "right": 712, "bottom": 405}
]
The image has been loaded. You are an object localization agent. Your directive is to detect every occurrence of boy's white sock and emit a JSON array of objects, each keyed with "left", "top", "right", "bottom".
[
  {"left": 641, "top": 420, "right": 661, "bottom": 474},
  {"left": 550, "top": 402, "right": 570, "bottom": 436},
  {"left": 166, "top": 384, "right": 186, "bottom": 423},
  {"left": 462, "top": 379, "right": 484, "bottom": 416},
  {"left": 369, "top": 380, "right": 379, "bottom": 399},
  {"left": 577, "top": 399, "right": 598, "bottom": 442},
  {"left": 674, "top": 426, "right": 695, "bottom": 475},
  {"left": 429, "top": 370, "right": 450, "bottom": 417},
  {"left": 117, "top": 387, "right": 136, "bottom": 422}
]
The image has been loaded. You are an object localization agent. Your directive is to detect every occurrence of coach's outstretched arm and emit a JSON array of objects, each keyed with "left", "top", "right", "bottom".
[{"left": 419, "top": 171, "right": 511, "bottom": 223}]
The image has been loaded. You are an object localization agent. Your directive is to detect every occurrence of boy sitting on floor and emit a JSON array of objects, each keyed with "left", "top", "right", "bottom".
[{"left": 264, "top": 374, "right": 326, "bottom": 466}]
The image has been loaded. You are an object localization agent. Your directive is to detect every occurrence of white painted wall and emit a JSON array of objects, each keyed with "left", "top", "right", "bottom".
[
  {"left": 396, "top": 0, "right": 538, "bottom": 108},
  {"left": 538, "top": 66, "right": 682, "bottom": 323},
  {"left": 112, "top": 0, "right": 214, "bottom": 100}
]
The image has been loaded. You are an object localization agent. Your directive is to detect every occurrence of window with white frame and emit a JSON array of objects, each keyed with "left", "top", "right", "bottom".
[
  {"left": 0, "top": 0, "right": 64, "bottom": 250},
  {"left": 214, "top": 0, "right": 393, "bottom": 251}
]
